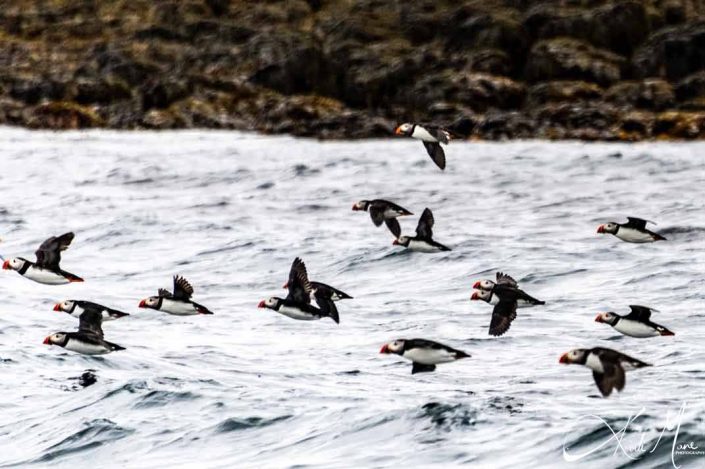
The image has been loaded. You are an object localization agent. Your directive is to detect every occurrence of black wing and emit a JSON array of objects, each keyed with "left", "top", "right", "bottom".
[
  {"left": 314, "top": 290, "right": 338, "bottom": 318},
  {"left": 384, "top": 218, "right": 401, "bottom": 238},
  {"left": 286, "top": 257, "right": 312, "bottom": 304},
  {"left": 411, "top": 362, "right": 436, "bottom": 374},
  {"left": 624, "top": 217, "right": 654, "bottom": 230},
  {"left": 374, "top": 200, "right": 412, "bottom": 216},
  {"left": 173, "top": 275, "right": 194, "bottom": 300},
  {"left": 35, "top": 232, "right": 74, "bottom": 270},
  {"left": 368, "top": 205, "right": 385, "bottom": 227},
  {"left": 625, "top": 305, "right": 653, "bottom": 321},
  {"left": 422, "top": 125, "right": 451, "bottom": 144},
  {"left": 415, "top": 208, "right": 435, "bottom": 240},
  {"left": 78, "top": 309, "right": 104, "bottom": 338},
  {"left": 158, "top": 288, "right": 173, "bottom": 298},
  {"left": 311, "top": 281, "right": 353, "bottom": 300},
  {"left": 496, "top": 272, "right": 518, "bottom": 287},
  {"left": 489, "top": 298, "right": 518, "bottom": 337},
  {"left": 422, "top": 142, "right": 446, "bottom": 170},
  {"left": 592, "top": 363, "right": 625, "bottom": 397}
]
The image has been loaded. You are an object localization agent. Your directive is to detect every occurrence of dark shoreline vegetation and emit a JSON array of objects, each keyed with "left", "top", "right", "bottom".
[{"left": 3, "top": 0, "right": 705, "bottom": 140}]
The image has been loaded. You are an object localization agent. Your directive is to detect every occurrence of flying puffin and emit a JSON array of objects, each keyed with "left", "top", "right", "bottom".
[
  {"left": 595, "top": 305, "right": 674, "bottom": 337},
  {"left": 559, "top": 347, "right": 651, "bottom": 397},
  {"left": 393, "top": 208, "right": 451, "bottom": 252},
  {"left": 473, "top": 272, "right": 544, "bottom": 305},
  {"left": 281, "top": 279, "right": 352, "bottom": 315},
  {"left": 394, "top": 123, "right": 452, "bottom": 170},
  {"left": 139, "top": 276, "right": 214, "bottom": 315},
  {"left": 380, "top": 338, "right": 470, "bottom": 374},
  {"left": 44, "top": 309, "right": 125, "bottom": 355},
  {"left": 470, "top": 289, "right": 539, "bottom": 308},
  {"left": 259, "top": 257, "right": 339, "bottom": 323},
  {"left": 54, "top": 300, "right": 129, "bottom": 321},
  {"left": 2, "top": 232, "right": 83, "bottom": 284},
  {"left": 597, "top": 217, "right": 666, "bottom": 243},
  {"left": 352, "top": 199, "right": 413, "bottom": 238}
]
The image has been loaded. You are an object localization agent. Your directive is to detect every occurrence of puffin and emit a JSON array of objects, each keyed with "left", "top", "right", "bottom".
[
  {"left": 473, "top": 272, "right": 544, "bottom": 306},
  {"left": 282, "top": 279, "right": 352, "bottom": 315},
  {"left": 54, "top": 300, "right": 130, "bottom": 321},
  {"left": 139, "top": 276, "right": 214, "bottom": 315},
  {"left": 597, "top": 217, "right": 666, "bottom": 243},
  {"left": 352, "top": 199, "right": 413, "bottom": 238},
  {"left": 595, "top": 305, "right": 674, "bottom": 338},
  {"left": 2, "top": 232, "right": 83, "bottom": 284},
  {"left": 559, "top": 347, "right": 651, "bottom": 397},
  {"left": 394, "top": 123, "right": 452, "bottom": 170},
  {"left": 44, "top": 309, "right": 125, "bottom": 355},
  {"left": 259, "top": 257, "right": 339, "bottom": 323},
  {"left": 380, "top": 338, "right": 470, "bottom": 374},
  {"left": 393, "top": 208, "right": 451, "bottom": 252},
  {"left": 470, "top": 289, "right": 539, "bottom": 308}
]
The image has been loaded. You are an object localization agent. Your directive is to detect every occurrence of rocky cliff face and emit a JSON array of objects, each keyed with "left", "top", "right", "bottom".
[{"left": 2, "top": 0, "right": 705, "bottom": 140}]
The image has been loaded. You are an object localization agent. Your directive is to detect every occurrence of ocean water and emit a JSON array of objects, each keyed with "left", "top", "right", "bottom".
[{"left": 0, "top": 128, "right": 704, "bottom": 468}]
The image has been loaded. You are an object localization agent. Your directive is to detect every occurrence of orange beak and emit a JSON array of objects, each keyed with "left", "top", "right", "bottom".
[
  {"left": 380, "top": 344, "right": 389, "bottom": 354},
  {"left": 595, "top": 314, "right": 603, "bottom": 323},
  {"left": 2, "top": 260, "right": 10, "bottom": 270},
  {"left": 392, "top": 240, "right": 399, "bottom": 245},
  {"left": 597, "top": 225, "right": 605, "bottom": 233},
  {"left": 282, "top": 282, "right": 288, "bottom": 289},
  {"left": 352, "top": 204, "right": 360, "bottom": 211},
  {"left": 138, "top": 299, "right": 147, "bottom": 308},
  {"left": 470, "top": 292, "right": 479, "bottom": 300},
  {"left": 53, "top": 303, "right": 61, "bottom": 312},
  {"left": 394, "top": 126, "right": 403, "bottom": 135},
  {"left": 559, "top": 353, "right": 570, "bottom": 364},
  {"left": 43, "top": 336, "right": 51, "bottom": 345},
  {"left": 258, "top": 300, "right": 266, "bottom": 308},
  {"left": 472, "top": 281, "right": 481, "bottom": 289}
]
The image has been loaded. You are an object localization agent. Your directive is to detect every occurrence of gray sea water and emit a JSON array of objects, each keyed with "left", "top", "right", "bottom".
[{"left": 0, "top": 128, "right": 704, "bottom": 468}]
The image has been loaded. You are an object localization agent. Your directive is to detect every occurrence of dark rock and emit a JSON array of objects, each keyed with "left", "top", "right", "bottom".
[
  {"left": 526, "top": 80, "right": 603, "bottom": 107},
  {"left": 141, "top": 80, "right": 191, "bottom": 110},
  {"left": 605, "top": 79, "right": 674, "bottom": 111},
  {"left": 632, "top": 21, "right": 705, "bottom": 81},
  {"left": 28, "top": 101, "right": 103, "bottom": 129},
  {"left": 674, "top": 71, "right": 705, "bottom": 100}
]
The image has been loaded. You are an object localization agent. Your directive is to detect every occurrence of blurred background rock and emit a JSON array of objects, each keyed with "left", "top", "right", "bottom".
[{"left": 2, "top": 0, "right": 705, "bottom": 139}]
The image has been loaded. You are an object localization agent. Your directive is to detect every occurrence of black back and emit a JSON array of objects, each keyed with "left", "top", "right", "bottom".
[{"left": 35, "top": 232, "right": 74, "bottom": 270}]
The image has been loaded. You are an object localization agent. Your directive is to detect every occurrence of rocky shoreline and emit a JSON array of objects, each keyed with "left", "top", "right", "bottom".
[{"left": 2, "top": 0, "right": 705, "bottom": 140}]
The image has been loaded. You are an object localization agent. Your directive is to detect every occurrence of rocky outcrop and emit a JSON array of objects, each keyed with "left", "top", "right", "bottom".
[{"left": 1, "top": 0, "right": 705, "bottom": 140}]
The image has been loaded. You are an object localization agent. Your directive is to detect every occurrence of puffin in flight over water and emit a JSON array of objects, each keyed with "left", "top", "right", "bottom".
[
  {"left": 139, "top": 276, "right": 214, "bottom": 315},
  {"left": 597, "top": 217, "right": 666, "bottom": 243},
  {"left": 44, "top": 308, "right": 125, "bottom": 355},
  {"left": 380, "top": 338, "right": 470, "bottom": 374},
  {"left": 393, "top": 208, "right": 451, "bottom": 252},
  {"left": 559, "top": 347, "right": 651, "bottom": 397},
  {"left": 2, "top": 232, "right": 83, "bottom": 284},
  {"left": 259, "top": 257, "right": 340, "bottom": 323},
  {"left": 394, "top": 123, "right": 453, "bottom": 170},
  {"left": 54, "top": 300, "right": 129, "bottom": 321},
  {"left": 352, "top": 199, "right": 413, "bottom": 238},
  {"left": 595, "top": 305, "right": 674, "bottom": 338}
]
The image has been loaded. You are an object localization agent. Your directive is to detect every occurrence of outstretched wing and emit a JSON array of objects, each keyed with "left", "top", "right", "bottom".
[
  {"left": 626, "top": 305, "right": 653, "bottom": 321},
  {"left": 286, "top": 257, "right": 312, "bottom": 304},
  {"left": 78, "top": 309, "right": 104, "bottom": 338},
  {"left": 625, "top": 217, "right": 655, "bottom": 230},
  {"left": 592, "top": 361, "right": 625, "bottom": 397},
  {"left": 158, "top": 288, "right": 173, "bottom": 298},
  {"left": 422, "top": 142, "right": 446, "bottom": 170},
  {"left": 35, "top": 232, "right": 74, "bottom": 270},
  {"left": 384, "top": 218, "right": 401, "bottom": 238},
  {"left": 173, "top": 275, "right": 194, "bottom": 300},
  {"left": 415, "top": 208, "right": 435, "bottom": 240},
  {"left": 489, "top": 298, "right": 518, "bottom": 337},
  {"left": 496, "top": 272, "right": 518, "bottom": 287},
  {"left": 423, "top": 125, "right": 451, "bottom": 144},
  {"left": 368, "top": 206, "right": 385, "bottom": 227}
]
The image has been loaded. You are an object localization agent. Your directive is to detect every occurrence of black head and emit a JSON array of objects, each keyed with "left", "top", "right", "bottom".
[
  {"left": 139, "top": 296, "right": 162, "bottom": 310},
  {"left": 559, "top": 349, "right": 589, "bottom": 365},
  {"left": 43, "top": 332, "right": 69, "bottom": 348},
  {"left": 352, "top": 200, "right": 370, "bottom": 212},
  {"left": 392, "top": 236, "right": 410, "bottom": 247},
  {"left": 597, "top": 223, "right": 618, "bottom": 235},
  {"left": 258, "top": 297, "right": 281, "bottom": 311},
  {"left": 394, "top": 123, "right": 413, "bottom": 136},
  {"left": 380, "top": 339, "right": 406, "bottom": 355},
  {"left": 595, "top": 312, "right": 620, "bottom": 326}
]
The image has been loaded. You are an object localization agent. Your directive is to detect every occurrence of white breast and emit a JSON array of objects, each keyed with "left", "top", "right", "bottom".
[
  {"left": 160, "top": 299, "right": 199, "bottom": 316},
  {"left": 411, "top": 126, "right": 440, "bottom": 143},
  {"left": 584, "top": 353, "right": 604, "bottom": 373},
  {"left": 407, "top": 240, "right": 442, "bottom": 253},
  {"left": 614, "top": 319, "right": 659, "bottom": 338},
  {"left": 24, "top": 267, "right": 70, "bottom": 285},
  {"left": 383, "top": 208, "right": 401, "bottom": 218},
  {"left": 277, "top": 305, "right": 320, "bottom": 321},
  {"left": 615, "top": 227, "right": 656, "bottom": 243},
  {"left": 403, "top": 348, "right": 455, "bottom": 365},
  {"left": 65, "top": 339, "right": 110, "bottom": 355}
]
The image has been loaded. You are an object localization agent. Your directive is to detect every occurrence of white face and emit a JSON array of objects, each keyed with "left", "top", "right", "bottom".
[
  {"left": 387, "top": 340, "right": 404, "bottom": 353},
  {"left": 562, "top": 349, "right": 585, "bottom": 363},
  {"left": 397, "top": 236, "right": 409, "bottom": 245},
  {"left": 601, "top": 312, "right": 616, "bottom": 322},
  {"left": 353, "top": 201, "right": 367, "bottom": 210},
  {"left": 142, "top": 297, "right": 160, "bottom": 308},
  {"left": 3, "top": 258, "right": 24, "bottom": 271},
  {"left": 263, "top": 297, "right": 277, "bottom": 308},
  {"left": 57, "top": 300, "right": 74, "bottom": 312},
  {"left": 471, "top": 289, "right": 490, "bottom": 301},
  {"left": 47, "top": 333, "right": 66, "bottom": 345},
  {"left": 603, "top": 223, "right": 618, "bottom": 234},
  {"left": 398, "top": 123, "right": 412, "bottom": 133},
  {"left": 477, "top": 280, "right": 495, "bottom": 291}
]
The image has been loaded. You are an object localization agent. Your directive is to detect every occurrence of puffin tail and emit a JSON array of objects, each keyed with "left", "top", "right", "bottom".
[{"left": 109, "top": 342, "right": 126, "bottom": 352}]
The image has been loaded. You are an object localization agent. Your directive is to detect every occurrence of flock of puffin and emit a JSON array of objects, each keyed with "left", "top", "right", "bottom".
[{"left": 2, "top": 123, "right": 674, "bottom": 397}]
